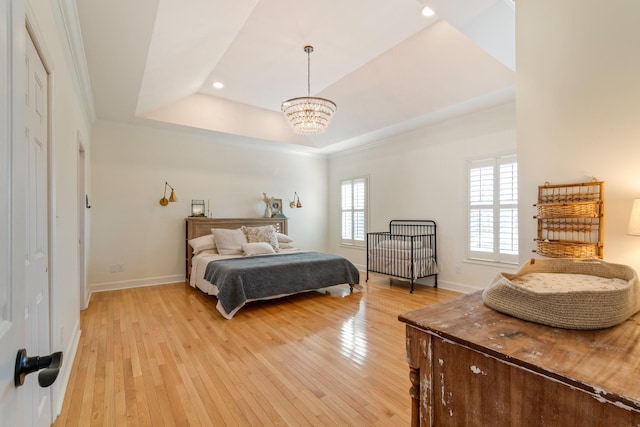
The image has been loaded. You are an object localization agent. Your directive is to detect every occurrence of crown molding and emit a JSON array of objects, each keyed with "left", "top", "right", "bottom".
[
  {"left": 326, "top": 87, "right": 515, "bottom": 159},
  {"left": 56, "top": 0, "right": 96, "bottom": 123}
]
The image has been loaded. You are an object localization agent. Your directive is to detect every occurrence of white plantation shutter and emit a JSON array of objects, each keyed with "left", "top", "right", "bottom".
[
  {"left": 341, "top": 177, "right": 367, "bottom": 245},
  {"left": 469, "top": 160, "right": 494, "bottom": 253},
  {"left": 498, "top": 158, "right": 518, "bottom": 258},
  {"left": 467, "top": 155, "right": 518, "bottom": 263}
]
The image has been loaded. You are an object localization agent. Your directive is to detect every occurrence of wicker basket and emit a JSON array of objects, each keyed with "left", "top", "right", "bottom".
[
  {"left": 483, "top": 258, "right": 639, "bottom": 329},
  {"left": 535, "top": 201, "right": 599, "bottom": 218},
  {"left": 536, "top": 240, "right": 599, "bottom": 258}
]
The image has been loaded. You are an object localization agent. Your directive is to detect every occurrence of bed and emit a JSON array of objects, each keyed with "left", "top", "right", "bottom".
[
  {"left": 185, "top": 217, "right": 361, "bottom": 319},
  {"left": 366, "top": 220, "right": 438, "bottom": 293}
]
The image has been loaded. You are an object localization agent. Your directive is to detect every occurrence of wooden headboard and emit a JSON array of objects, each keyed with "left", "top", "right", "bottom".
[{"left": 184, "top": 217, "right": 288, "bottom": 281}]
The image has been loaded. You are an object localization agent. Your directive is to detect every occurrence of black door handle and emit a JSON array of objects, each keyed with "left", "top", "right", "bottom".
[{"left": 14, "top": 349, "right": 63, "bottom": 388}]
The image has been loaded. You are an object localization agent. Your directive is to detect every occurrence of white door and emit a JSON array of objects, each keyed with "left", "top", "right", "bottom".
[
  {"left": 24, "top": 30, "right": 52, "bottom": 427},
  {"left": 0, "top": 0, "right": 29, "bottom": 425},
  {"left": 78, "top": 144, "right": 87, "bottom": 310},
  {"left": 0, "top": 7, "right": 54, "bottom": 424}
]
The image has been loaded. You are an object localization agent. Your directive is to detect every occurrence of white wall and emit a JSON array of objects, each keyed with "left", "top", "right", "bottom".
[
  {"left": 27, "top": 0, "right": 92, "bottom": 415},
  {"left": 517, "top": 0, "right": 640, "bottom": 273},
  {"left": 328, "top": 102, "right": 516, "bottom": 292},
  {"left": 329, "top": 0, "right": 640, "bottom": 293},
  {"left": 92, "top": 102, "right": 517, "bottom": 294},
  {"left": 88, "top": 121, "right": 328, "bottom": 290}
]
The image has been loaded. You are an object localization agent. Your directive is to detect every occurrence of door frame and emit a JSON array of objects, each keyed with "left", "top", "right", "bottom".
[
  {"left": 25, "top": 6, "right": 56, "bottom": 424},
  {"left": 77, "top": 137, "right": 88, "bottom": 310}
]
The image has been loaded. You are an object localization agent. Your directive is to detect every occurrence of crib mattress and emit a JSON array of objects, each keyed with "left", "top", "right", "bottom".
[{"left": 482, "top": 258, "right": 640, "bottom": 329}]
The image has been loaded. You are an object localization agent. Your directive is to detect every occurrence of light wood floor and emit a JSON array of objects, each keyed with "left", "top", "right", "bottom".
[{"left": 53, "top": 273, "right": 460, "bottom": 426}]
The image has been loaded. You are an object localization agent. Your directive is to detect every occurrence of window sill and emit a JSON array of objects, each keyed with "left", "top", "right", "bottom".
[
  {"left": 339, "top": 243, "right": 366, "bottom": 250},
  {"left": 463, "top": 258, "right": 519, "bottom": 270}
]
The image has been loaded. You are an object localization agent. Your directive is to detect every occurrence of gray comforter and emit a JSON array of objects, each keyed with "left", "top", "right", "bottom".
[{"left": 203, "top": 251, "right": 360, "bottom": 317}]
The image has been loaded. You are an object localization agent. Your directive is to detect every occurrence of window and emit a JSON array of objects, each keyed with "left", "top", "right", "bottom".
[
  {"left": 467, "top": 154, "right": 518, "bottom": 263},
  {"left": 341, "top": 177, "right": 367, "bottom": 246}
]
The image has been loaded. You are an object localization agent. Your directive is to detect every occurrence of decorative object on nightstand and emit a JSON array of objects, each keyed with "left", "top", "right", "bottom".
[
  {"left": 270, "top": 198, "right": 283, "bottom": 217},
  {"left": 159, "top": 181, "right": 177, "bottom": 206},
  {"left": 289, "top": 192, "right": 302, "bottom": 208},
  {"left": 262, "top": 192, "right": 272, "bottom": 218},
  {"left": 191, "top": 199, "right": 205, "bottom": 217}
]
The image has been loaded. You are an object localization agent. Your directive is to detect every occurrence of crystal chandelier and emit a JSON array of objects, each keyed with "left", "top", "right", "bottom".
[{"left": 281, "top": 46, "right": 337, "bottom": 135}]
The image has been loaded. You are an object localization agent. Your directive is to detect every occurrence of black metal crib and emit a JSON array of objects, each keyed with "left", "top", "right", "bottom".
[{"left": 366, "top": 220, "right": 437, "bottom": 293}]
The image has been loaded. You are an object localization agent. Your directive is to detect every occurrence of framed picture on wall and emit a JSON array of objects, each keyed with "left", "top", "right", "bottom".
[{"left": 270, "top": 198, "right": 283, "bottom": 216}]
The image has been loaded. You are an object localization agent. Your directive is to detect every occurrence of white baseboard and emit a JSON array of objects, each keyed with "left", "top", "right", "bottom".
[
  {"left": 89, "top": 272, "right": 479, "bottom": 296},
  {"left": 343, "top": 263, "right": 481, "bottom": 295},
  {"left": 90, "top": 274, "right": 185, "bottom": 293},
  {"left": 361, "top": 270, "right": 480, "bottom": 295},
  {"left": 54, "top": 319, "right": 81, "bottom": 416},
  {"left": 435, "top": 279, "right": 482, "bottom": 294},
  {"left": 83, "top": 290, "right": 92, "bottom": 309},
  {"left": 80, "top": 288, "right": 92, "bottom": 310}
]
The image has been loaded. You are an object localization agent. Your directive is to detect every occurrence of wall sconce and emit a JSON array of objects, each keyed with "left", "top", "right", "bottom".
[
  {"left": 191, "top": 199, "right": 205, "bottom": 217},
  {"left": 628, "top": 198, "right": 640, "bottom": 235},
  {"left": 159, "top": 181, "right": 177, "bottom": 206},
  {"left": 289, "top": 192, "right": 302, "bottom": 208}
]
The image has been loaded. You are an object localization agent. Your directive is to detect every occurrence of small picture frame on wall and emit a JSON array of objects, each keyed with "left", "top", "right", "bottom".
[{"left": 270, "top": 198, "right": 283, "bottom": 216}]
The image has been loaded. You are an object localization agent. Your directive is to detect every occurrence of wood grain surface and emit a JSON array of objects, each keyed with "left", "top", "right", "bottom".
[
  {"left": 53, "top": 273, "right": 459, "bottom": 426},
  {"left": 400, "top": 291, "right": 640, "bottom": 426}
]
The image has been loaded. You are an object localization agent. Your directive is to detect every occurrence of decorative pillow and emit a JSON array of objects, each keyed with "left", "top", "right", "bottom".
[
  {"left": 242, "top": 242, "right": 276, "bottom": 256},
  {"left": 378, "top": 240, "right": 423, "bottom": 250},
  {"left": 188, "top": 234, "right": 216, "bottom": 255},
  {"left": 241, "top": 225, "right": 280, "bottom": 252},
  {"left": 276, "top": 232, "right": 293, "bottom": 243},
  {"left": 211, "top": 228, "right": 248, "bottom": 255}
]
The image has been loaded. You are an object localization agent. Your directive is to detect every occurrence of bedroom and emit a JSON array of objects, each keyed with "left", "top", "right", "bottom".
[{"left": 2, "top": 0, "right": 640, "bottom": 425}]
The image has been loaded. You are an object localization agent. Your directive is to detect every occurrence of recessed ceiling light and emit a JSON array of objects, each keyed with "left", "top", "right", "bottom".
[
  {"left": 212, "top": 81, "right": 224, "bottom": 89},
  {"left": 421, "top": 6, "right": 435, "bottom": 17}
]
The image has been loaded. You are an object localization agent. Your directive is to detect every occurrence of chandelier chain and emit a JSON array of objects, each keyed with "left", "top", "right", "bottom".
[
  {"left": 281, "top": 45, "right": 337, "bottom": 135},
  {"left": 306, "top": 45, "right": 313, "bottom": 97}
]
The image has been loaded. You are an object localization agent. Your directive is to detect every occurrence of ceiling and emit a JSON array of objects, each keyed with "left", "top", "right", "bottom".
[{"left": 75, "top": 0, "right": 515, "bottom": 153}]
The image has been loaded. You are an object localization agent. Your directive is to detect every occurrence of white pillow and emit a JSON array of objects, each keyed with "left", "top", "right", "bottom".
[
  {"left": 377, "top": 240, "right": 423, "bottom": 250},
  {"left": 276, "top": 232, "right": 293, "bottom": 243},
  {"left": 279, "top": 242, "right": 296, "bottom": 249},
  {"left": 188, "top": 234, "right": 216, "bottom": 255},
  {"left": 241, "top": 225, "right": 280, "bottom": 252},
  {"left": 211, "top": 228, "right": 248, "bottom": 255},
  {"left": 242, "top": 242, "right": 276, "bottom": 256},
  {"left": 197, "top": 249, "right": 219, "bottom": 256}
]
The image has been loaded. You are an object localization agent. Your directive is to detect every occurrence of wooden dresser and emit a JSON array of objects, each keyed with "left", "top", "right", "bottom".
[{"left": 398, "top": 291, "right": 640, "bottom": 426}]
